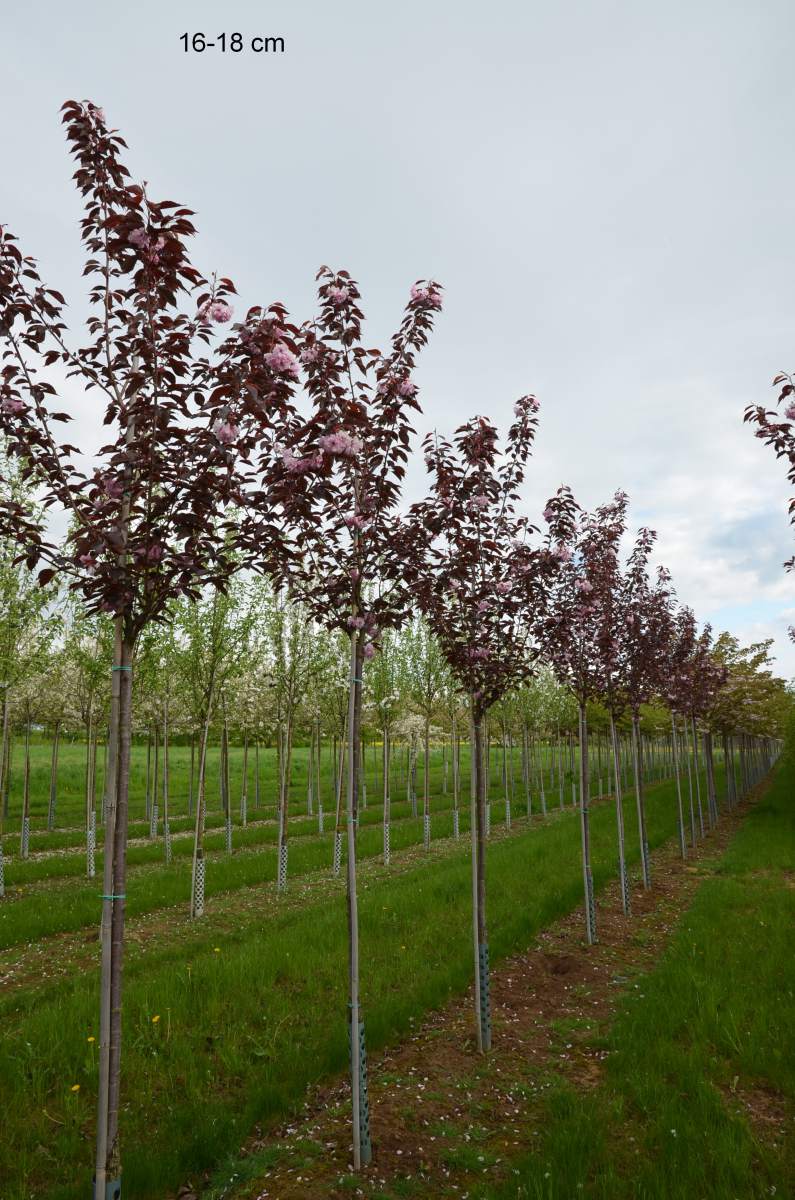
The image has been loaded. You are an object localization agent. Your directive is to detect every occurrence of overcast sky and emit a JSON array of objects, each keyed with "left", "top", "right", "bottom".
[{"left": 3, "top": 1, "right": 794, "bottom": 675}]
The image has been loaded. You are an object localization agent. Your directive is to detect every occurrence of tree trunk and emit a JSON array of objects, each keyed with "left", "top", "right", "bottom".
[
  {"left": 0, "top": 689, "right": 10, "bottom": 821},
  {"left": 162, "top": 701, "right": 171, "bottom": 864},
  {"left": 20, "top": 706, "right": 31, "bottom": 859},
  {"left": 240, "top": 726, "right": 249, "bottom": 826},
  {"left": 190, "top": 687, "right": 215, "bottom": 920},
  {"left": 631, "top": 712, "right": 651, "bottom": 889},
  {"left": 94, "top": 620, "right": 123, "bottom": 1197},
  {"left": 704, "top": 730, "right": 718, "bottom": 827},
  {"left": 103, "top": 633, "right": 134, "bottom": 1187},
  {"left": 382, "top": 724, "right": 390, "bottom": 864},
  {"left": 609, "top": 712, "right": 631, "bottom": 915},
  {"left": 689, "top": 715, "right": 704, "bottom": 837},
  {"left": 423, "top": 716, "right": 431, "bottom": 850},
  {"left": 346, "top": 631, "right": 371, "bottom": 1168},
  {"left": 670, "top": 712, "right": 687, "bottom": 860},
  {"left": 578, "top": 701, "right": 596, "bottom": 943},
  {"left": 473, "top": 707, "right": 491, "bottom": 1050},
  {"left": 47, "top": 720, "right": 60, "bottom": 831},
  {"left": 451, "top": 712, "right": 460, "bottom": 838}
]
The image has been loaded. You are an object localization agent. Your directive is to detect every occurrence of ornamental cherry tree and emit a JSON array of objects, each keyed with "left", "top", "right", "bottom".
[
  {"left": 662, "top": 604, "right": 699, "bottom": 853},
  {"left": 676, "top": 621, "right": 728, "bottom": 833},
  {"left": 0, "top": 101, "right": 291, "bottom": 1198},
  {"left": 614, "top": 529, "right": 674, "bottom": 890},
  {"left": 403, "top": 403, "right": 567, "bottom": 1050},
  {"left": 240, "top": 268, "right": 443, "bottom": 1170},
  {"left": 541, "top": 492, "right": 629, "bottom": 942}
]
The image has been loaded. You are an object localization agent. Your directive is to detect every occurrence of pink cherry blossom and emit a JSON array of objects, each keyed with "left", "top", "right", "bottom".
[
  {"left": 470, "top": 494, "right": 489, "bottom": 510},
  {"left": 265, "top": 343, "right": 299, "bottom": 376},
  {"left": 347, "top": 616, "right": 366, "bottom": 630},
  {"left": 213, "top": 419, "right": 238, "bottom": 444},
  {"left": 209, "top": 301, "right": 233, "bottom": 323},
  {"left": 397, "top": 379, "right": 417, "bottom": 396},
  {"left": 495, "top": 581, "right": 511, "bottom": 594},
  {"left": 318, "top": 431, "right": 363, "bottom": 458},
  {"left": 199, "top": 300, "right": 234, "bottom": 324},
  {"left": 301, "top": 344, "right": 321, "bottom": 365},
  {"left": 785, "top": 401, "right": 795, "bottom": 421},
  {"left": 328, "top": 285, "right": 350, "bottom": 306},
  {"left": 128, "top": 228, "right": 148, "bottom": 248},
  {"left": 1, "top": 397, "right": 25, "bottom": 414},
  {"left": 362, "top": 641, "right": 376, "bottom": 660},
  {"left": 576, "top": 579, "right": 593, "bottom": 593},
  {"left": 543, "top": 506, "right": 554, "bottom": 521}
]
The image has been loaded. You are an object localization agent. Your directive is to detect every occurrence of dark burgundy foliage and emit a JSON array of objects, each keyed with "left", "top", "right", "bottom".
[
  {"left": 240, "top": 268, "right": 444, "bottom": 636},
  {"left": 542, "top": 490, "right": 628, "bottom": 707},
  {"left": 403, "top": 402, "right": 567, "bottom": 719},
  {"left": 0, "top": 100, "right": 290, "bottom": 638}
]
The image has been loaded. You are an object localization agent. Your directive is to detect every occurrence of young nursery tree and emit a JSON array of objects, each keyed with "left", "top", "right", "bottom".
[
  {"left": 615, "top": 528, "right": 673, "bottom": 889},
  {"left": 542, "top": 491, "right": 628, "bottom": 940},
  {"left": 241, "top": 268, "right": 444, "bottom": 1168},
  {"left": 0, "top": 100, "right": 291, "bottom": 1196},
  {"left": 405, "top": 401, "right": 567, "bottom": 1051}
]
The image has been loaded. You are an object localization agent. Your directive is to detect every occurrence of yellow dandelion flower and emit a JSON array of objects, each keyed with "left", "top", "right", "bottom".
[
  {"left": 87, "top": 1036, "right": 96, "bottom": 1043},
  {"left": 213, "top": 947, "right": 220, "bottom": 953},
  {"left": 151, "top": 1015, "right": 160, "bottom": 1024},
  {"left": 70, "top": 1084, "right": 80, "bottom": 1093}
]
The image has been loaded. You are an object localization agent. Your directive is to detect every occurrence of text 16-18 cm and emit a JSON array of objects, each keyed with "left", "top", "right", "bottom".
[{"left": 180, "top": 33, "right": 285, "bottom": 53}]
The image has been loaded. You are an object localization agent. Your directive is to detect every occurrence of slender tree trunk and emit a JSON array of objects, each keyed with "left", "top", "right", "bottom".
[
  {"left": 423, "top": 715, "right": 431, "bottom": 850},
  {"left": 47, "top": 720, "right": 60, "bottom": 831},
  {"left": 704, "top": 730, "right": 718, "bottom": 828},
  {"left": 94, "top": 619, "right": 123, "bottom": 1199},
  {"left": 451, "top": 711, "right": 460, "bottom": 838},
  {"left": 20, "top": 706, "right": 31, "bottom": 859},
  {"left": 85, "top": 712, "right": 97, "bottom": 878},
  {"left": 473, "top": 708, "right": 491, "bottom": 1050},
  {"left": 103, "top": 634, "right": 135, "bottom": 1186},
  {"left": 469, "top": 703, "right": 482, "bottom": 1052},
  {"left": 0, "top": 689, "right": 10, "bottom": 821},
  {"left": 631, "top": 712, "right": 651, "bottom": 889},
  {"left": 691, "top": 715, "right": 705, "bottom": 837},
  {"left": 277, "top": 717, "right": 293, "bottom": 891},
  {"left": 240, "top": 726, "right": 249, "bottom": 826},
  {"left": 346, "top": 631, "right": 370, "bottom": 1168},
  {"left": 382, "top": 724, "right": 390, "bottom": 864},
  {"left": 609, "top": 712, "right": 631, "bottom": 915},
  {"left": 578, "top": 701, "right": 596, "bottom": 943},
  {"left": 149, "top": 722, "right": 159, "bottom": 839},
  {"left": 332, "top": 726, "right": 346, "bottom": 875},
  {"left": 671, "top": 712, "right": 686, "bottom": 859},
  {"left": 162, "top": 701, "right": 171, "bottom": 864},
  {"left": 188, "top": 730, "right": 195, "bottom": 817},
  {"left": 190, "top": 691, "right": 215, "bottom": 920},
  {"left": 683, "top": 717, "right": 696, "bottom": 845}
]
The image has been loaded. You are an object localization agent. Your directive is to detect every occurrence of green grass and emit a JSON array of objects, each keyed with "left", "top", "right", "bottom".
[
  {"left": 0, "top": 757, "right": 721, "bottom": 1200},
  {"left": 485, "top": 757, "right": 795, "bottom": 1199},
  {"left": 0, "top": 735, "right": 670, "bottom": 836}
]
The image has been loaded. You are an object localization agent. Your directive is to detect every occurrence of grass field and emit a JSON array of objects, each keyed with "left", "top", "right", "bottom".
[
  {"left": 0, "top": 733, "right": 673, "bottom": 836},
  {"left": 0, "top": 745, "right": 715, "bottom": 1200}
]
